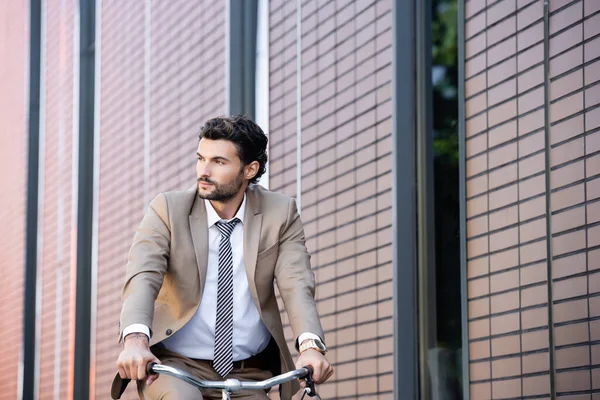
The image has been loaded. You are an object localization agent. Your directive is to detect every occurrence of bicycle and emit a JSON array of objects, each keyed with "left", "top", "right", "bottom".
[{"left": 147, "top": 362, "right": 323, "bottom": 400}]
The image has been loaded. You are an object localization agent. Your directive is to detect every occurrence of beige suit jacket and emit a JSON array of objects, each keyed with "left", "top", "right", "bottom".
[{"left": 112, "top": 184, "right": 323, "bottom": 399}]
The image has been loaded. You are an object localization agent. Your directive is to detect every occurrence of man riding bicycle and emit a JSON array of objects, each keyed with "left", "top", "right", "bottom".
[{"left": 111, "top": 115, "right": 334, "bottom": 399}]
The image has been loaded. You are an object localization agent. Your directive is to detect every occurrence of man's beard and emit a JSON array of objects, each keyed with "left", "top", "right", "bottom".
[{"left": 197, "top": 171, "right": 245, "bottom": 202}]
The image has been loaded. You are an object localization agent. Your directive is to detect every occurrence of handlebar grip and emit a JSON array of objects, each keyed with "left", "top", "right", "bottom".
[{"left": 147, "top": 362, "right": 158, "bottom": 375}]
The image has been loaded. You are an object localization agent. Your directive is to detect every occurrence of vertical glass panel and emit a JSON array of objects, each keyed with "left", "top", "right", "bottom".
[{"left": 429, "top": 0, "right": 462, "bottom": 398}]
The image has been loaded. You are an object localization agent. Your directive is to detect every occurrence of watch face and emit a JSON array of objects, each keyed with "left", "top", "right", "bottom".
[{"left": 315, "top": 339, "right": 327, "bottom": 351}]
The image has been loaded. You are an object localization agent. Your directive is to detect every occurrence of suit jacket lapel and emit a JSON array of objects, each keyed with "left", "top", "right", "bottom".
[
  {"left": 189, "top": 191, "right": 209, "bottom": 299},
  {"left": 244, "top": 187, "right": 262, "bottom": 311}
]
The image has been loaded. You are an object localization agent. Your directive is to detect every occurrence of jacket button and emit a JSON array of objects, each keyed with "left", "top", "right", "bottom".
[{"left": 166, "top": 329, "right": 173, "bottom": 336}]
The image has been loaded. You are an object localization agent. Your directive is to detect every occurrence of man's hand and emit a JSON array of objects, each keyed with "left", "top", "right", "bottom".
[
  {"left": 116, "top": 333, "right": 160, "bottom": 386},
  {"left": 295, "top": 349, "right": 334, "bottom": 384}
]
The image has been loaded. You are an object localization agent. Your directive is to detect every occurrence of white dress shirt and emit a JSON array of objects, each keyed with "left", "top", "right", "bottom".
[{"left": 123, "top": 195, "right": 319, "bottom": 360}]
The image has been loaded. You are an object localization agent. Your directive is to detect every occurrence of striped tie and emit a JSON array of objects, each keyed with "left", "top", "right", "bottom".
[{"left": 213, "top": 218, "right": 240, "bottom": 377}]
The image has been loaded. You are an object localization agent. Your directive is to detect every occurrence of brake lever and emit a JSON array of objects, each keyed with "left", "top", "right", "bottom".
[{"left": 301, "top": 366, "right": 321, "bottom": 399}]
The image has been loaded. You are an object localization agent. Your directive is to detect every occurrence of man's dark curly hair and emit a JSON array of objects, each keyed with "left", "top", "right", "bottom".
[{"left": 198, "top": 115, "right": 268, "bottom": 184}]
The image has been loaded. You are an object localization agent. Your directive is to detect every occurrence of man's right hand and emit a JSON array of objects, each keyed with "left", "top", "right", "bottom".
[{"left": 116, "top": 333, "right": 160, "bottom": 386}]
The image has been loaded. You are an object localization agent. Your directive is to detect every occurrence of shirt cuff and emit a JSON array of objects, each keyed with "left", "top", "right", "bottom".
[
  {"left": 123, "top": 324, "right": 151, "bottom": 342},
  {"left": 297, "top": 332, "right": 322, "bottom": 349}
]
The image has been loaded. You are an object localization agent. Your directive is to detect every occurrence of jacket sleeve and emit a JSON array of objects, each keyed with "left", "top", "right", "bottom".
[
  {"left": 118, "top": 193, "right": 171, "bottom": 342},
  {"left": 274, "top": 198, "right": 325, "bottom": 345}
]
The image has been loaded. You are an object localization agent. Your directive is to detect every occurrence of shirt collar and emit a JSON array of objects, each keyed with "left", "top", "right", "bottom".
[{"left": 204, "top": 194, "right": 246, "bottom": 228}]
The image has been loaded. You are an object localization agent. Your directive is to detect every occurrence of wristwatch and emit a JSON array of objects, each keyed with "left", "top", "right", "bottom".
[{"left": 299, "top": 338, "right": 327, "bottom": 354}]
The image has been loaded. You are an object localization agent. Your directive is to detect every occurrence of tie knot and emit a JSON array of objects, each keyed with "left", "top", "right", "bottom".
[{"left": 215, "top": 218, "right": 240, "bottom": 237}]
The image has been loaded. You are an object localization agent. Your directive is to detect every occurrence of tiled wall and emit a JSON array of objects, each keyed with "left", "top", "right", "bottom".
[
  {"left": 464, "top": 0, "right": 600, "bottom": 398},
  {"left": 269, "top": 0, "right": 393, "bottom": 398},
  {"left": 93, "top": 1, "right": 225, "bottom": 398},
  {"left": 0, "top": 1, "right": 27, "bottom": 398},
  {"left": 38, "top": 2, "right": 77, "bottom": 399}
]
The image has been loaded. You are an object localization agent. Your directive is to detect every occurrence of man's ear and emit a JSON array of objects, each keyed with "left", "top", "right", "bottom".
[{"left": 244, "top": 161, "right": 260, "bottom": 180}]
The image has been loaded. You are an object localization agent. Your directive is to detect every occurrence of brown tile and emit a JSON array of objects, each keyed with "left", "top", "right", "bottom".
[
  {"left": 466, "top": 0, "right": 485, "bottom": 19},
  {"left": 552, "top": 229, "right": 586, "bottom": 256},
  {"left": 466, "top": 12, "right": 486, "bottom": 39},
  {"left": 491, "top": 333, "right": 521, "bottom": 357},
  {"left": 466, "top": 73, "right": 487, "bottom": 98},
  {"left": 467, "top": 194, "right": 489, "bottom": 217},
  {"left": 490, "top": 248, "right": 519, "bottom": 272},
  {"left": 590, "top": 224, "right": 600, "bottom": 248},
  {"left": 468, "top": 234, "right": 489, "bottom": 258},
  {"left": 520, "top": 239, "right": 547, "bottom": 264},
  {"left": 521, "top": 261, "right": 548, "bottom": 285},
  {"left": 592, "top": 296, "right": 600, "bottom": 318},
  {"left": 588, "top": 177, "right": 600, "bottom": 201},
  {"left": 522, "top": 306, "right": 548, "bottom": 329},
  {"left": 518, "top": 64, "right": 544, "bottom": 94},
  {"left": 489, "top": 142, "right": 517, "bottom": 169},
  {"left": 551, "top": 70, "right": 584, "bottom": 103},
  {"left": 553, "top": 138, "right": 585, "bottom": 169},
  {"left": 519, "top": 108, "right": 545, "bottom": 136},
  {"left": 554, "top": 275, "right": 588, "bottom": 302},
  {"left": 585, "top": 59, "right": 600, "bottom": 87},
  {"left": 551, "top": 160, "right": 585, "bottom": 190},
  {"left": 552, "top": 183, "right": 585, "bottom": 212},
  {"left": 467, "top": 153, "right": 488, "bottom": 177},
  {"left": 588, "top": 129, "right": 600, "bottom": 155},
  {"left": 466, "top": 92, "right": 487, "bottom": 118},
  {"left": 469, "top": 317, "right": 490, "bottom": 339},
  {"left": 469, "top": 276, "right": 490, "bottom": 299},
  {"left": 550, "top": 45, "right": 583, "bottom": 78},
  {"left": 467, "top": 113, "right": 488, "bottom": 137},
  {"left": 488, "top": 36, "right": 517, "bottom": 66},
  {"left": 489, "top": 120, "right": 517, "bottom": 148},
  {"left": 489, "top": 56, "right": 517, "bottom": 87},
  {"left": 519, "top": 152, "right": 545, "bottom": 179},
  {"left": 490, "top": 183, "right": 518, "bottom": 210},
  {"left": 550, "top": 23, "right": 584, "bottom": 58},
  {"left": 468, "top": 256, "right": 489, "bottom": 278},
  {"left": 556, "top": 369, "right": 591, "bottom": 392},
  {"left": 470, "top": 382, "right": 491, "bottom": 400},
  {"left": 586, "top": 0, "right": 600, "bottom": 16},
  {"left": 492, "top": 355, "right": 521, "bottom": 379},
  {"left": 470, "top": 339, "right": 491, "bottom": 360},
  {"left": 492, "top": 378, "right": 521, "bottom": 399},
  {"left": 467, "top": 174, "right": 488, "bottom": 198},
  {"left": 522, "top": 328, "right": 550, "bottom": 351},
  {"left": 588, "top": 201, "right": 600, "bottom": 225},
  {"left": 585, "top": 83, "right": 600, "bottom": 108},
  {"left": 519, "top": 86, "right": 544, "bottom": 115},
  {"left": 591, "top": 272, "right": 600, "bottom": 295},
  {"left": 522, "top": 283, "right": 548, "bottom": 308},
  {"left": 467, "top": 214, "right": 489, "bottom": 238},
  {"left": 470, "top": 361, "right": 490, "bottom": 381},
  {"left": 554, "top": 298, "right": 588, "bottom": 324},
  {"left": 553, "top": 252, "right": 587, "bottom": 279},
  {"left": 518, "top": 0, "right": 543, "bottom": 30},
  {"left": 592, "top": 248, "right": 600, "bottom": 271},
  {"left": 489, "top": 163, "right": 518, "bottom": 189},
  {"left": 551, "top": 91, "right": 585, "bottom": 123},
  {"left": 470, "top": 297, "right": 490, "bottom": 319},
  {"left": 585, "top": 36, "right": 600, "bottom": 63},
  {"left": 523, "top": 374, "right": 551, "bottom": 396},
  {"left": 467, "top": 133, "right": 487, "bottom": 158},
  {"left": 522, "top": 352, "right": 550, "bottom": 374},
  {"left": 489, "top": 79, "right": 517, "bottom": 107},
  {"left": 520, "top": 217, "right": 547, "bottom": 242},
  {"left": 489, "top": 100, "right": 517, "bottom": 128},
  {"left": 518, "top": 43, "right": 544, "bottom": 72},
  {"left": 518, "top": 20, "right": 544, "bottom": 52},
  {"left": 466, "top": 31, "right": 486, "bottom": 59},
  {"left": 553, "top": 205, "right": 586, "bottom": 234},
  {"left": 489, "top": 205, "right": 518, "bottom": 231},
  {"left": 488, "top": 16, "right": 517, "bottom": 47},
  {"left": 550, "top": 1, "right": 583, "bottom": 35},
  {"left": 491, "top": 290, "right": 519, "bottom": 314},
  {"left": 520, "top": 195, "right": 546, "bottom": 221},
  {"left": 490, "top": 226, "right": 519, "bottom": 252},
  {"left": 584, "top": 10, "right": 600, "bottom": 40},
  {"left": 490, "top": 269, "right": 519, "bottom": 293},
  {"left": 488, "top": 0, "right": 516, "bottom": 26},
  {"left": 551, "top": 114, "right": 584, "bottom": 145},
  {"left": 556, "top": 321, "right": 590, "bottom": 346},
  {"left": 491, "top": 311, "right": 520, "bottom": 335}
]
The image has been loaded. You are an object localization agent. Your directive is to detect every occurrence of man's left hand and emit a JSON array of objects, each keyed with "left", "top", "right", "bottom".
[{"left": 295, "top": 349, "right": 334, "bottom": 384}]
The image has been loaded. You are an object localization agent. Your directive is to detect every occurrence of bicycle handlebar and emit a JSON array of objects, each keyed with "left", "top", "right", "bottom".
[{"left": 147, "top": 363, "right": 319, "bottom": 396}]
